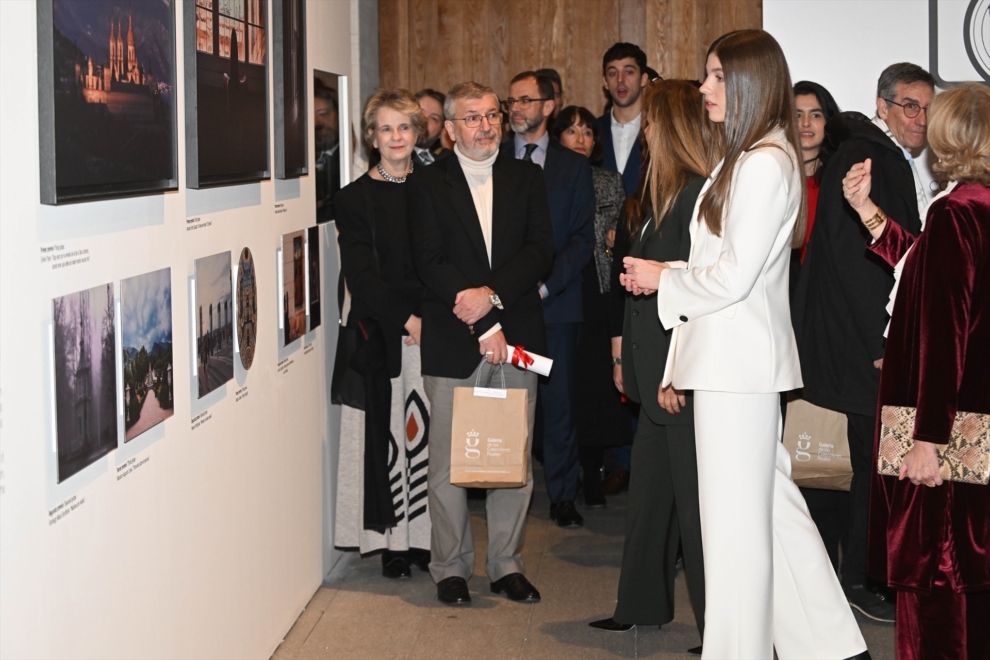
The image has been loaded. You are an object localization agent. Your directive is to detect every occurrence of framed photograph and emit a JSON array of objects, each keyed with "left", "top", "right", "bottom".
[
  {"left": 184, "top": 0, "right": 269, "bottom": 188},
  {"left": 194, "top": 251, "right": 234, "bottom": 397},
  {"left": 273, "top": 0, "right": 307, "bottom": 179},
  {"left": 120, "top": 268, "right": 174, "bottom": 442},
  {"left": 314, "top": 70, "right": 345, "bottom": 223},
  {"left": 52, "top": 283, "right": 119, "bottom": 482},
  {"left": 307, "top": 225, "right": 321, "bottom": 331},
  {"left": 37, "top": 0, "right": 178, "bottom": 204},
  {"left": 236, "top": 247, "right": 257, "bottom": 370},
  {"left": 282, "top": 230, "right": 306, "bottom": 346}
]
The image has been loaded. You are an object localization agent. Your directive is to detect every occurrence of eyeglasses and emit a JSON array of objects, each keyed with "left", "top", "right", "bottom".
[
  {"left": 884, "top": 98, "right": 929, "bottom": 119},
  {"left": 450, "top": 111, "right": 503, "bottom": 128},
  {"left": 500, "top": 98, "right": 551, "bottom": 110}
]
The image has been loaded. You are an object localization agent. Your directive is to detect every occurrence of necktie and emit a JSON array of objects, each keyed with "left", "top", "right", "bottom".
[
  {"left": 521, "top": 143, "right": 538, "bottom": 162},
  {"left": 418, "top": 149, "right": 434, "bottom": 166}
]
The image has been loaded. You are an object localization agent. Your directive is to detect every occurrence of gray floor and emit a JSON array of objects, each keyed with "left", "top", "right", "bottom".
[{"left": 272, "top": 465, "right": 895, "bottom": 659}]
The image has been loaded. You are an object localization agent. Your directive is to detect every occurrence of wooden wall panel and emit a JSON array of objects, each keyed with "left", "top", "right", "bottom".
[{"left": 379, "top": 0, "right": 761, "bottom": 116}]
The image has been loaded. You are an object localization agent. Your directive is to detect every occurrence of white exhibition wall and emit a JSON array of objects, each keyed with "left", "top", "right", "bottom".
[
  {"left": 0, "top": 1, "right": 360, "bottom": 658},
  {"left": 765, "top": 0, "right": 988, "bottom": 184}
]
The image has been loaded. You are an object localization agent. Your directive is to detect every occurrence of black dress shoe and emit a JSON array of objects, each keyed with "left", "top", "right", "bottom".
[
  {"left": 407, "top": 547, "right": 431, "bottom": 572},
  {"left": 381, "top": 551, "right": 411, "bottom": 579},
  {"left": 588, "top": 618, "right": 634, "bottom": 632},
  {"left": 550, "top": 500, "right": 584, "bottom": 528},
  {"left": 843, "top": 652, "right": 872, "bottom": 660},
  {"left": 687, "top": 646, "right": 702, "bottom": 655},
  {"left": 436, "top": 576, "right": 471, "bottom": 605},
  {"left": 490, "top": 573, "right": 541, "bottom": 603}
]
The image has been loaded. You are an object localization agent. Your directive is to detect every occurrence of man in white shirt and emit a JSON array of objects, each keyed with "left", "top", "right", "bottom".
[{"left": 596, "top": 42, "right": 649, "bottom": 196}]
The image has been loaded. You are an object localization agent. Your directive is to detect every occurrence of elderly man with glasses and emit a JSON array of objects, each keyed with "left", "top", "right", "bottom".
[
  {"left": 793, "top": 62, "right": 936, "bottom": 625},
  {"left": 406, "top": 81, "right": 555, "bottom": 607}
]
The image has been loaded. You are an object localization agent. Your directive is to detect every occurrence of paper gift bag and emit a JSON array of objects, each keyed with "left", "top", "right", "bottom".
[
  {"left": 450, "top": 365, "right": 529, "bottom": 489},
  {"left": 782, "top": 396, "right": 853, "bottom": 491}
]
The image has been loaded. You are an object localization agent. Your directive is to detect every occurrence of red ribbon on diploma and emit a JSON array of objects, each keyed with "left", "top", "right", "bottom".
[{"left": 511, "top": 345, "right": 535, "bottom": 370}]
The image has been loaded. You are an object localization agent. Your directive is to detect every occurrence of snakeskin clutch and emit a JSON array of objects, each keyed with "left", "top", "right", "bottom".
[{"left": 878, "top": 405, "right": 990, "bottom": 485}]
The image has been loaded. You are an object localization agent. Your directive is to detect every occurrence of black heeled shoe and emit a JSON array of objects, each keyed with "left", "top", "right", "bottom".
[{"left": 588, "top": 618, "right": 635, "bottom": 632}]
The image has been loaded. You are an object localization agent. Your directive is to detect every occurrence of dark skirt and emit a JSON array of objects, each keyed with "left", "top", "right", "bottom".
[{"left": 575, "top": 262, "right": 635, "bottom": 448}]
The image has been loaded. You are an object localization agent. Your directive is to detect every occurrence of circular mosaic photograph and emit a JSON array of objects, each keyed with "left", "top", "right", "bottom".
[{"left": 237, "top": 247, "right": 258, "bottom": 370}]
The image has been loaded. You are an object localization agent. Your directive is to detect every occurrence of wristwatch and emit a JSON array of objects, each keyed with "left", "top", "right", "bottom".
[
  {"left": 611, "top": 357, "right": 622, "bottom": 366},
  {"left": 485, "top": 287, "right": 504, "bottom": 310}
]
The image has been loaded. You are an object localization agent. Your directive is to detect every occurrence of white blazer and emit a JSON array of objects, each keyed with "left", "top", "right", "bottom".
[{"left": 657, "top": 128, "right": 803, "bottom": 393}]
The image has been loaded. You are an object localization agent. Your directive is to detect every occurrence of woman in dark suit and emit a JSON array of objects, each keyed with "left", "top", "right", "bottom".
[
  {"left": 588, "top": 80, "right": 713, "bottom": 652},
  {"left": 333, "top": 89, "right": 430, "bottom": 580}
]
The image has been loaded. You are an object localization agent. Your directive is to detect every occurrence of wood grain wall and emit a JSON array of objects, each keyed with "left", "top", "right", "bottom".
[{"left": 378, "top": 0, "right": 762, "bottom": 115}]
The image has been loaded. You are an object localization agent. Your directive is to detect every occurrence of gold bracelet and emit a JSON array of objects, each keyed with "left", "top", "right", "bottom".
[{"left": 862, "top": 207, "right": 887, "bottom": 231}]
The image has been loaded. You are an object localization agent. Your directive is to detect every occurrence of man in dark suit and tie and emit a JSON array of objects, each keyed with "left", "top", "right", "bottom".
[
  {"left": 407, "top": 81, "right": 555, "bottom": 606},
  {"left": 413, "top": 88, "right": 453, "bottom": 166},
  {"left": 500, "top": 71, "right": 595, "bottom": 528},
  {"left": 597, "top": 43, "right": 649, "bottom": 196}
]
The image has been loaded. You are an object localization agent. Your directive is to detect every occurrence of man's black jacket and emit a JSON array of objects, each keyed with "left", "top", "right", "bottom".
[{"left": 793, "top": 112, "right": 923, "bottom": 416}]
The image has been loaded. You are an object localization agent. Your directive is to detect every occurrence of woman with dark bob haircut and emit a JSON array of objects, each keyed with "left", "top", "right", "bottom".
[
  {"left": 842, "top": 82, "right": 990, "bottom": 660},
  {"left": 621, "top": 30, "right": 869, "bottom": 659},
  {"left": 551, "top": 106, "right": 633, "bottom": 506}
]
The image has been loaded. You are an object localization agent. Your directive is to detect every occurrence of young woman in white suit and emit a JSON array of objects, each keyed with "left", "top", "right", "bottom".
[{"left": 621, "top": 30, "right": 870, "bottom": 660}]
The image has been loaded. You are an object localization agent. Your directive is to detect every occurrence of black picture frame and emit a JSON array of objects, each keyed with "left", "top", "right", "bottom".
[
  {"left": 273, "top": 0, "right": 307, "bottom": 179},
  {"left": 37, "top": 0, "right": 179, "bottom": 205},
  {"left": 184, "top": 0, "right": 270, "bottom": 189}
]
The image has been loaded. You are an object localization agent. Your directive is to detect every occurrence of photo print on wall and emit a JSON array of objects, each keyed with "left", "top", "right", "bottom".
[
  {"left": 120, "top": 268, "right": 174, "bottom": 442},
  {"left": 307, "top": 225, "right": 321, "bottom": 331},
  {"left": 37, "top": 0, "right": 178, "bottom": 204},
  {"left": 52, "top": 283, "right": 119, "bottom": 482},
  {"left": 314, "top": 70, "right": 341, "bottom": 222},
  {"left": 195, "top": 251, "right": 234, "bottom": 397},
  {"left": 273, "top": 0, "right": 307, "bottom": 178},
  {"left": 236, "top": 247, "right": 257, "bottom": 369},
  {"left": 184, "top": 0, "right": 269, "bottom": 188},
  {"left": 282, "top": 230, "right": 306, "bottom": 346}
]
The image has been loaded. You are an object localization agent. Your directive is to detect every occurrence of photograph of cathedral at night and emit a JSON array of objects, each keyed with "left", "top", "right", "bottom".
[
  {"left": 49, "top": 0, "right": 176, "bottom": 198},
  {"left": 52, "top": 284, "right": 119, "bottom": 483},
  {"left": 192, "top": 0, "right": 269, "bottom": 185}
]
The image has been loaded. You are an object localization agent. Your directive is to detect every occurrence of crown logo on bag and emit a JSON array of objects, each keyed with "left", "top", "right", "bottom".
[
  {"left": 799, "top": 432, "right": 811, "bottom": 442},
  {"left": 465, "top": 430, "right": 481, "bottom": 459}
]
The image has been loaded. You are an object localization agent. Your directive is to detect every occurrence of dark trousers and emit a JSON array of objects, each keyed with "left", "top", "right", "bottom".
[
  {"left": 540, "top": 322, "right": 581, "bottom": 503},
  {"left": 801, "top": 487, "right": 850, "bottom": 572},
  {"left": 613, "top": 411, "right": 705, "bottom": 635},
  {"left": 843, "top": 412, "right": 875, "bottom": 586}
]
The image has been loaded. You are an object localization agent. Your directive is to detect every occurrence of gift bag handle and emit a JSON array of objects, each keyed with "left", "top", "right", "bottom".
[{"left": 474, "top": 360, "right": 506, "bottom": 390}]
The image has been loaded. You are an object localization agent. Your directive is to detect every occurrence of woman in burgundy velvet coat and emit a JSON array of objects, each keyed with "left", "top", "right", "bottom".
[{"left": 842, "top": 82, "right": 990, "bottom": 660}]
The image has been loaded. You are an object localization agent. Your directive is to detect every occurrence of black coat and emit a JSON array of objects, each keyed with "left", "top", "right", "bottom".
[
  {"left": 335, "top": 174, "right": 423, "bottom": 378},
  {"left": 793, "top": 113, "right": 923, "bottom": 416},
  {"left": 406, "top": 152, "right": 555, "bottom": 379},
  {"left": 620, "top": 177, "right": 704, "bottom": 425}
]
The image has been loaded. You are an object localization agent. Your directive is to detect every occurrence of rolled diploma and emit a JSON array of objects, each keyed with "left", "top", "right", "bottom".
[{"left": 506, "top": 345, "right": 553, "bottom": 377}]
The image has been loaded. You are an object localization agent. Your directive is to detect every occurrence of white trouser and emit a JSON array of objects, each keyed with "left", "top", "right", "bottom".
[{"left": 693, "top": 391, "right": 867, "bottom": 660}]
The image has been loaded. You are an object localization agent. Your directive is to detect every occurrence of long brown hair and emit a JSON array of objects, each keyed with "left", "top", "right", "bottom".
[
  {"left": 644, "top": 80, "right": 715, "bottom": 229},
  {"left": 697, "top": 30, "right": 807, "bottom": 248}
]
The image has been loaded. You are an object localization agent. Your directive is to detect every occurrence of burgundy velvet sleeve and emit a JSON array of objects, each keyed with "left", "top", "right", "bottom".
[
  {"left": 908, "top": 203, "right": 977, "bottom": 442},
  {"left": 866, "top": 217, "right": 916, "bottom": 267}
]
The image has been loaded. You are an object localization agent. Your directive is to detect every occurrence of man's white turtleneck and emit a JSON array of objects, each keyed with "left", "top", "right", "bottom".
[
  {"left": 454, "top": 142, "right": 497, "bottom": 264},
  {"left": 454, "top": 142, "right": 501, "bottom": 342}
]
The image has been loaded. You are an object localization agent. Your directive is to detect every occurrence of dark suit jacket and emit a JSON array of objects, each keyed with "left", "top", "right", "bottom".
[
  {"left": 335, "top": 174, "right": 422, "bottom": 377},
  {"left": 500, "top": 138, "right": 595, "bottom": 324},
  {"left": 793, "top": 113, "right": 922, "bottom": 416},
  {"left": 407, "top": 152, "right": 556, "bottom": 379},
  {"left": 597, "top": 113, "right": 643, "bottom": 196},
  {"left": 620, "top": 177, "right": 705, "bottom": 425}
]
